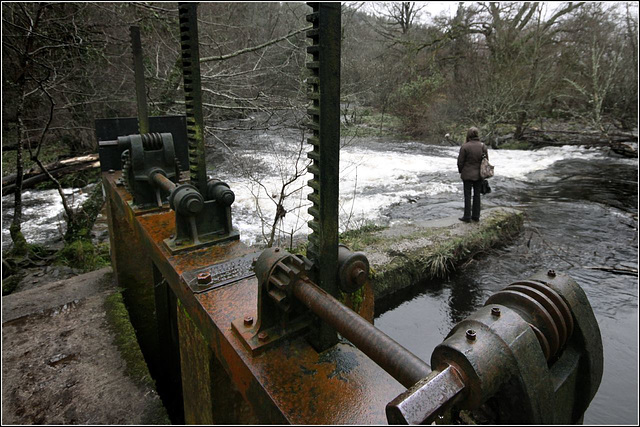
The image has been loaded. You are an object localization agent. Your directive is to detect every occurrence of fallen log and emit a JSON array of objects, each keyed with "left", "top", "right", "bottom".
[
  {"left": 2, "top": 154, "right": 99, "bottom": 188},
  {"left": 2, "top": 160, "right": 100, "bottom": 196},
  {"left": 525, "top": 129, "right": 637, "bottom": 140}
]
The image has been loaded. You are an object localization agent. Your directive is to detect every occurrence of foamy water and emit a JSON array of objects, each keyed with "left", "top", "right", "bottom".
[
  {"left": 225, "top": 140, "right": 607, "bottom": 246},
  {"left": 2, "top": 186, "right": 92, "bottom": 251},
  {"left": 0, "top": 142, "right": 613, "bottom": 251}
]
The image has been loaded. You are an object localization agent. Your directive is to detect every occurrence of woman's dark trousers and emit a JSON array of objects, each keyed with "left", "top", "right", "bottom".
[{"left": 463, "top": 180, "right": 482, "bottom": 221}]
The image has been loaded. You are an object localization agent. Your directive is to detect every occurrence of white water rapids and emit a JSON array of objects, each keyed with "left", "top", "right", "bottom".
[{"left": 1, "top": 140, "right": 612, "bottom": 251}]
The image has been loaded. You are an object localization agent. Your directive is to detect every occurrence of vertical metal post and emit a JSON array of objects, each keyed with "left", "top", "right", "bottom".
[
  {"left": 130, "top": 26, "right": 150, "bottom": 134},
  {"left": 305, "top": 2, "right": 341, "bottom": 350},
  {"left": 178, "top": 2, "right": 208, "bottom": 194}
]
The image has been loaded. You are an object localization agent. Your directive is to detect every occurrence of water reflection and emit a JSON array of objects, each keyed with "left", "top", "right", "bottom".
[
  {"left": 376, "top": 153, "right": 638, "bottom": 425},
  {"left": 446, "top": 274, "right": 484, "bottom": 325}
]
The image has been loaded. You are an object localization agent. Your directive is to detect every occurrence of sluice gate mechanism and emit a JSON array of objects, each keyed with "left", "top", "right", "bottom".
[{"left": 97, "top": 2, "right": 603, "bottom": 424}]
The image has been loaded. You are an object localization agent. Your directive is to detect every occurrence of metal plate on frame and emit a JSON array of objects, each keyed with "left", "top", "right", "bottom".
[{"left": 182, "top": 251, "right": 260, "bottom": 294}]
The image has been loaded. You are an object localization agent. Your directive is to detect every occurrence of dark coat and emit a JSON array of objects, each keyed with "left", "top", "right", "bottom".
[{"left": 457, "top": 138, "right": 488, "bottom": 181}]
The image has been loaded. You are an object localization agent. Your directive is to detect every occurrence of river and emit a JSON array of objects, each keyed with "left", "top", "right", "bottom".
[{"left": 2, "top": 131, "right": 637, "bottom": 424}]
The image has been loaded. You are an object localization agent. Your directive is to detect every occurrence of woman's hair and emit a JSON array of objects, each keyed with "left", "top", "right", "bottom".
[{"left": 466, "top": 127, "right": 479, "bottom": 142}]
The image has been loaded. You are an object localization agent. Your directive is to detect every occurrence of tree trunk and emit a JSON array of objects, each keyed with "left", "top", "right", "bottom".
[{"left": 9, "top": 103, "right": 28, "bottom": 256}]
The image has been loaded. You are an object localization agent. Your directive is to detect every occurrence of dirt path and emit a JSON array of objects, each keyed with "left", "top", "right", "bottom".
[{"left": 2, "top": 267, "right": 169, "bottom": 424}]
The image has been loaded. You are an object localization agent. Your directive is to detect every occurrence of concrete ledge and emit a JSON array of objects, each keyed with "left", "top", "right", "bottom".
[
  {"left": 341, "top": 207, "right": 524, "bottom": 300},
  {"left": 2, "top": 267, "right": 169, "bottom": 424}
]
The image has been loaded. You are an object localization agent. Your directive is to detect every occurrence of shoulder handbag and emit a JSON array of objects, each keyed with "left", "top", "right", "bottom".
[
  {"left": 480, "top": 179, "right": 492, "bottom": 195},
  {"left": 480, "top": 143, "right": 494, "bottom": 179}
]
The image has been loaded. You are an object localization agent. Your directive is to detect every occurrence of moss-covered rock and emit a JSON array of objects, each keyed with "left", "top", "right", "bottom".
[
  {"left": 341, "top": 208, "right": 524, "bottom": 300},
  {"left": 56, "top": 240, "right": 110, "bottom": 272}
]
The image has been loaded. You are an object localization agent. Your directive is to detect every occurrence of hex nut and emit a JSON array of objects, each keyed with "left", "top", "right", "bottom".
[
  {"left": 197, "top": 272, "right": 212, "bottom": 285},
  {"left": 465, "top": 329, "right": 477, "bottom": 341}
]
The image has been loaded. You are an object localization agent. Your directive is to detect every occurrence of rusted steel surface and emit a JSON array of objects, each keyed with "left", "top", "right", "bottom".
[
  {"left": 292, "top": 278, "right": 431, "bottom": 389},
  {"left": 103, "top": 171, "right": 404, "bottom": 423},
  {"left": 386, "top": 365, "right": 466, "bottom": 425}
]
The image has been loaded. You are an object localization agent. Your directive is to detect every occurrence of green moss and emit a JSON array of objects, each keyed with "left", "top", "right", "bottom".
[
  {"left": 56, "top": 240, "right": 110, "bottom": 272},
  {"left": 339, "top": 285, "right": 365, "bottom": 313},
  {"left": 2, "top": 273, "right": 23, "bottom": 296},
  {"left": 339, "top": 223, "right": 387, "bottom": 251},
  {"left": 8, "top": 224, "right": 28, "bottom": 257},
  {"left": 360, "top": 210, "right": 524, "bottom": 299},
  {"left": 104, "top": 289, "right": 171, "bottom": 424}
]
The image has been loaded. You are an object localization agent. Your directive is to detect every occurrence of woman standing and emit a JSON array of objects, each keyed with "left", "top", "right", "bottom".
[{"left": 457, "top": 127, "right": 488, "bottom": 222}]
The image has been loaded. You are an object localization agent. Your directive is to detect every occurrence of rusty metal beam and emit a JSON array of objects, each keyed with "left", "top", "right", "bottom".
[
  {"left": 305, "top": 0, "right": 342, "bottom": 352},
  {"left": 178, "top": 2, "right": 208, "bottom": 194}
]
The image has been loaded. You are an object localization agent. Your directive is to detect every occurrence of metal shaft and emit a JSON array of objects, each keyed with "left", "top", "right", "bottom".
[
  {"left": 130, "top": 26, "right": 149, "bottom": 134},
  {"left": 152, "top": 173, "right": 177, "bottom": 194},
  {"left": 292, "top": 278, "right": 432, "bottom": 388},
  {"left": 178, "top": 2, "right": 208, "bottom": 194}
]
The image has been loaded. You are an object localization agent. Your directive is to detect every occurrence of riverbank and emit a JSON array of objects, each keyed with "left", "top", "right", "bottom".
[
  {"left": 1, "top": 267, "right": 169, "bottom": 424},
  {"left": 340, "top": 207, "right": 524, "bottom": 300}
]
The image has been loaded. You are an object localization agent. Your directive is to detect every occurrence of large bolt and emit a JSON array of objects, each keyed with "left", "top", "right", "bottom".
[
  {"left": 491, "top": 307, "right": 501, "bottom": 317},
  {"left": 351, "top": 266, "right": 367, "bottom": 288},
  {"left": 244, "top": 316, "right": 254, "bottom": 326},
  {"left": 258, "top": 331, "right": 269, "bottom": 341},
  {"left": 197, "top": 271, "right": 212, "bottom": 284}
]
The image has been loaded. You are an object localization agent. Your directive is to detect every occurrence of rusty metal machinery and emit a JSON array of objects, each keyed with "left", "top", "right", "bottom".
[
  {"left": 130, "top": 26, "right": 149, "bottom": 135},
  {"left": 387, "top": 270, "right": 603, "bottom": 424},
  {"left": 242, "top": 247, "right": 603, "bottom": 424},
  {"left": 153, "top": 171, "right": 239, "bottom": 253},
  {"left": 178, "top": 2, "right": 208, "bottom": 195},
  {"left": 305, "top": 2, "right": 342, "bottom": 350},
  {"left": 98, "top": 1, "right": 604, "bottom": 424},
  {"left": 114, "top": 132, "right": 180, "bottom": 207}
]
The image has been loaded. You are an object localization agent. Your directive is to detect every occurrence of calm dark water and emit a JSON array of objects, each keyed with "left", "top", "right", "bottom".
[{"left": 375, "top": 155, "right": 638, "bottom": 425}]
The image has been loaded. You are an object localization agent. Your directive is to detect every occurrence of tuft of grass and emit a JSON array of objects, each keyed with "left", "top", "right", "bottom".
[
  {"left": 368, "top": 210, "right": 524, "bottom": 299},
  {"left": 56, "top": 240, "right": 110, "bottom": 272},
  {"left": 340, "top": 223, "right": 387, "bottom": 251}
]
